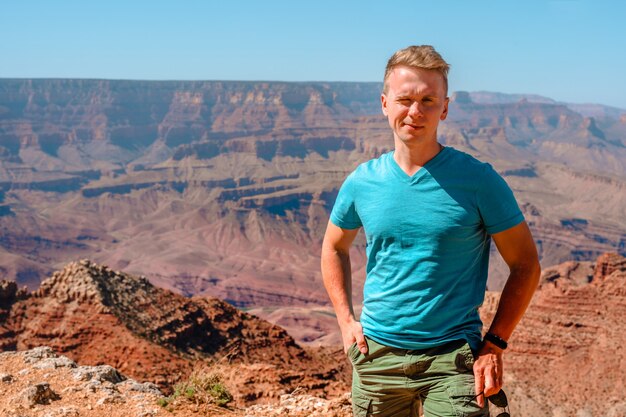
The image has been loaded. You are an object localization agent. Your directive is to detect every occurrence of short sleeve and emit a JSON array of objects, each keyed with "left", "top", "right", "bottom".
[
  {"left": 330, "top": 173, "right": 362, "bottom": 230},
  {"left": 476, "top": 164, "right": 524, "bottom": 235}
]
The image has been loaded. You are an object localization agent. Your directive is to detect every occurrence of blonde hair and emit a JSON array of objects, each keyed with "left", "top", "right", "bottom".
[{"left": 383, "top": 45, "right": 450, "bottom": 95}]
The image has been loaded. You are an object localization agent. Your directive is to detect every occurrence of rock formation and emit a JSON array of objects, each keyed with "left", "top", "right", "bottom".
[
  {"left": 0, "top": 260, "right": 350, "bottom": 405},
  {"left": 480, "top": 253, "right": 626, "bottom": 417}
]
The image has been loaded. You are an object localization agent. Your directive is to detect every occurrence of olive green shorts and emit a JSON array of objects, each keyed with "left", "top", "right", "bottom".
[{"left": 347, "top": 336, "right": 489, "bottom": 417}]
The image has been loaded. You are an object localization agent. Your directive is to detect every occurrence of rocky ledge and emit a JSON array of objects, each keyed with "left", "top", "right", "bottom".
[
  {"left": 0, "top": 346, "right": 352, "bottom": 417},
  {"left": 0, "top": 347, "right": 163, "bottom": 417}
]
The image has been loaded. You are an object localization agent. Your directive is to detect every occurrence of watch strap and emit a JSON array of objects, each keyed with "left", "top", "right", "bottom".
[{"left": 483, "top": 332, "right": 508, "bottom": 350}]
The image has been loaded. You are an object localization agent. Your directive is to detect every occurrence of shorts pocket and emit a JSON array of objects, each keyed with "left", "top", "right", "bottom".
[
  {"left": 347, "top": 342, "right": 360, "bottom": 362},
  {"left": 459, "top": 342, "right": 475, "bottom": 371},
  {"left": 351, "top": 391, "right": 372, "bottom": 417},
  {"left": 446, "top": 385, "right": 489, "bottom": 417}
]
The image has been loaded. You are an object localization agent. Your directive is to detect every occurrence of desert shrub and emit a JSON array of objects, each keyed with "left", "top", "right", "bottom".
[{"left": 157, "top": 370, "right": 233, "bottom": 410}]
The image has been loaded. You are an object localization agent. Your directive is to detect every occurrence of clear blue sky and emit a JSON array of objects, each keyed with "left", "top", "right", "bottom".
[{"left": 2, "top": 0, "right": 625, "bottom": 108}]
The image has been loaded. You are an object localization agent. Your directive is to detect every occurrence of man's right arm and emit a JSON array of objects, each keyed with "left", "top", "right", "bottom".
[{"left": 321, "top": 220, "right": 368, "bottom": 355}]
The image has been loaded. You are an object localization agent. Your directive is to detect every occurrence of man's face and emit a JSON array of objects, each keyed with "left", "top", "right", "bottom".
[{"left": 381, "top": 66, "right": 449, "bottom": 145}]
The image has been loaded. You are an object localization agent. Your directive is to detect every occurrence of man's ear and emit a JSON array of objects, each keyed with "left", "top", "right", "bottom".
[
  {"left": 440, "top": 97, "right": 450, "bottom": 121},
  {"left": 381, "top": 93, "right": 388, "bottom": 116}
]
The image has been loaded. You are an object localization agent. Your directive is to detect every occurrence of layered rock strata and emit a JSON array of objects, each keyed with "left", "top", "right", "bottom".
[{"left": 480, "top": 253, "right": 626, "bottom": 417}]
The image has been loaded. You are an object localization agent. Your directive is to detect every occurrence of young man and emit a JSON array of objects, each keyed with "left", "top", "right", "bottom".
[{"left": 321, "top": 45, "right": 540, "bottom": 417}]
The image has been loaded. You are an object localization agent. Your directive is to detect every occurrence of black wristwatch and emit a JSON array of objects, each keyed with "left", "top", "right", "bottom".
[{"left": 483, "top": 332, "right": 508, "bottom": 350}]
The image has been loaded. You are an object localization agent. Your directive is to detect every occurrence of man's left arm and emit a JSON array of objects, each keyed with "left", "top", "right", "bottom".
[{"left": 473, "top": 220, "right": 541, "bottom": 407}]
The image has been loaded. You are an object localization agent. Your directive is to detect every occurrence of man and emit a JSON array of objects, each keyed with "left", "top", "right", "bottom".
[{"left": 321, "top": 45, "right": 540, "bottom": 417}]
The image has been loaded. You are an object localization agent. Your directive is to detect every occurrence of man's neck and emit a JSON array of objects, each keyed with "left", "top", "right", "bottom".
[{"left": 393, "top": 137, "right": 443, "bottom": 176}]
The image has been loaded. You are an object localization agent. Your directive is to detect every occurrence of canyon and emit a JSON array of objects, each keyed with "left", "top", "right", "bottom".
[
  {"left": 1, "top": 78, "right": 625, "bottom": 415},
  {"left": 1, "top": 80, "right": 624, "bottom": 322}
]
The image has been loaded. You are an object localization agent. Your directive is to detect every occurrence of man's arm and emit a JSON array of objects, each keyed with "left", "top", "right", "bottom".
[
  {"left": 321, "top": 220, "right": 368, "bottom": 354},
  {"left": 473, "top": 221, "right": 541, "bottom": 407}
]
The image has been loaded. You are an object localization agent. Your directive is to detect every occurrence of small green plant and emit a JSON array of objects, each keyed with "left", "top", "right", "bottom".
[{"left": 157, "top": 370, "right": 233, "bottom": 410}]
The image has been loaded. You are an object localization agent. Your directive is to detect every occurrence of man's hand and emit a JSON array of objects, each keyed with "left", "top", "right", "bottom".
[
  {"left": 473, "top": 342, "right": 504, "bottom": 408},
  {"left": 339, "top": 317, "right": 368, "bottom": 355}
]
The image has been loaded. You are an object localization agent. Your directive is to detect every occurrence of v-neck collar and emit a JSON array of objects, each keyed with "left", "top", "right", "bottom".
[{"left": 388, "top": 146, "right": 449, "bottom": 184}]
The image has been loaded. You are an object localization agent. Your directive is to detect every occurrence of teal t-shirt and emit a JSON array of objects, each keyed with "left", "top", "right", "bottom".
[{"left": 330, "top": 147, "right": 524, "bottom": 352}]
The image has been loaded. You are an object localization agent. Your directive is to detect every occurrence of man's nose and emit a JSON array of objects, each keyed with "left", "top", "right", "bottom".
[{"left": 408, "top": 101, "right": 423, "bottom": 117}]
